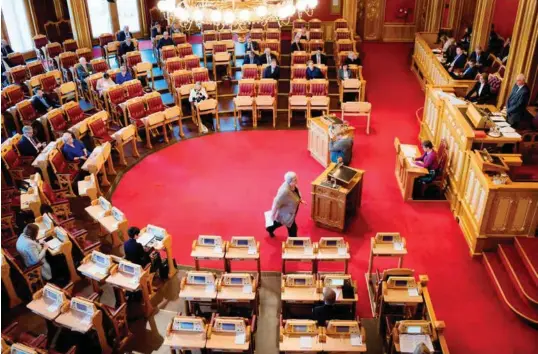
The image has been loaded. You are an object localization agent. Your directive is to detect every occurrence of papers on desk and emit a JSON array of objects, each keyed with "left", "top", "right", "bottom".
[
  {"left": 47, "top": 303, "right": 59, "bottom": 312},
  {"left": 80, "top": 315, "right": 92, "bottom": 325},
  {"left": 495, "top": 121, "right": 511, "bottom": 127},
  {"left": 431, "top": 48, "right": 442, "bottom": 54},
  {"left": 350, "top": 334, "right": 363, "bottom": 346},
  {"left": 408, "top": 288, "right": 419, "bottom": 297},
  {"left": 137, "top": 232, "right": 154, "bottom": 247},
  {"left": 46, "top": 238, "right": 62, "bottom": 250},
  {"left": 304, "top": 246, "right": 314, "bottom": 255},
  {"left": 264, "top": 210, "right": 273, "bottom": 227},
  {"left": 501, "top": 132, "right": 522, "bottom": 139},
  {"left": 213, "top": 245, "right": 223, "bottom": 254},
  {"left": 299, "top": 336, "right": 313, "bottom": 349},
  {"left": 490, "top": 115, "right": 506, "bottom": 122},
  {"left": 337, "top": 247, "right": 347, "bottom": 256},
  {"left": 401, "top": 145, "right": 417, "bottom": 158},
  {"left": 235, "top": 332, "right": 246, "bottom": 345},
  {"left": 399, "top": 334, "right": 434, "bottom": 353},
  {"left": 206, "top": 284, "right": 215, "bottom": 293},
  {"left": 500, "top": 126, "right": 516, "bottom": 133},
  {"left": 88, "top": 264, "right": 107, "bottom": 276},
  {"left": 394, "top": 242, "right": 404, "bottom": 251},
  {"left": 242, "top": 284, "right": 252, "bottom": 294},
  {"left": 247, "top": 246, "right": 257, "bottom": 255}
]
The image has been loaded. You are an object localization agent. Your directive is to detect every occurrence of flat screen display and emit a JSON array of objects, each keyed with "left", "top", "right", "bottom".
[
  {"left": 231, "top": 278, "right": 242, "bottom": 285},
  {"left": 193, "top": 276, "right": 206, "bottom": 283},
  {"left": 180, "top": 322, "right": 194, "bottom": 330},
  {"left": 237, "top": 239, "right": 249, "bottom": 246},
  {"left": 395, "top": 280, "right": 408, "bottom": 287},
  {"left": 203, "top": 238, "right": 215, "bottom": 245},
  {"left": 293, "top": 240, "right": 304, "bottom": 246},
  {"left": 336, "top": 326, "right": 349, "bottom": 333},
  {"left": 295, "top": 278, "right": 306, "bottom": 285},
  {"left": 222, "top": 323, "right": 235, "bottom": 331}
]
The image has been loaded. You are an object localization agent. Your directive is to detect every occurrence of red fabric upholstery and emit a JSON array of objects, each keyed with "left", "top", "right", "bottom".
[
  {"left": 41, "top": 76, "right": 58, "bottom": 92},
  {"left": 203, "top": 33, "right": 217, "bottom": 41},
  {"left": 184, "top": 58, "right": 200, "bottom": 70},
  {"left": 193, "top": 71, "right": 209, "bottom": 83},
  {"left": 146, "top": 96, "right": 164, "bottom": 114},
  {"left": 60, "top": 55, "right": 78, "bottom": 70},
  {"left": 126, "top": 83, "right": 144, "bottom": 98},
  {"left": 339, "top": 43, "right": 353, "bottom": 52},
  {"left": 220, "top": 32, "right": 233, "bottom": 40},
  {"left": 311, "top": 83, "right": 326, "bottom": 96},
  {"left": 239, "top": 83, "right": 256, "bottom": 97},
  {"left": 34, "top": 37, "right": 48, "bottom": 48},
  {"left": 6, "top": 86, "right": 24, "bottom": 104},
  {"left": 213, "top": 44, "right": 227, "bottom": 53},
  {"left": 166, "top": 61, "right": 182, "bottom": 75},
  {"left": 259, "top": 84, "right": 275, "bottom": 96},
  {"left": 28, "top": 63, "right": 45, "bottom": 76},
  {"left": 292, "top": 55, "right": 308, "bottom": 65},
  {"left": 47, "top": 44, "right": 62, "bottom": 58},
  {"left": 51, "top": 152, "right": 78, "bottom": 180},
  {"left": 19, "top": 104, "right": 39, "bottom": 123},
  {"left": 49, "top": 114, "right": 67, "bottom": 131},
  {"left": 99, "top": 34, "right": 114, "bottom": 46},
  {"left": 126, "top": 54, "right": 142, "bottom": 68},
  {"left": 109, "top": 87, "right": 126, "bottom": 104},
  {"left": 64, "top": 41, "right": 78, "bottom": 52},
  {"left": 177, "top": 46, "right": 193, "bottom": 58},
  {"left": 3, "top": 149, "right": 21, "bottom": 168},
  {"left": 266, "top": 32, "right": 280, "bottom": 40},
  {"left": 10, "top": 69, "right": 27, "bottom": 84},
  {"left": 293, "top": 68, "right": 306, "bottom": 79},
  {"left": 251, "top": 32, "right": 263, "bottom": 41},
  {"left": 8, "top": 53, "right": 25, "bottom": 66},
  {"left": 335, "top": 32, "right": 351, "bottom": 41},
  {"left": 127, "top": 101, "right": 147, "bottom": 120},
  {"left": 291, "top": 84, "right": 307, "bottom": 96},
  {"left": 266, "top": 43, "right": 279, "bottom": 52},
  {"left": 92, "top": 61, "right": 108, "bottom": 73},
  {"left": 161, "top": 48, "right": 176, "bottom": 61},
  {"left": 173, "top": 74, "right": 192, "bottom": 88},
  {"left": 89, "top": 119, "right": 111, "bottom": 142},
  {"left": 309, "top": 31, "right": 323, "bottom": 40},
  {"left": 42, "top": 182, "right": 59, "bottom": 204},
  {"left": 489, "top": 75, "right": 501, "bottom": 94},
  {"left": 66, "top": 104, "right": 85, "bottom": 124},
  {"left": 243, "top": 68, "right": 258, "bottom": 80}
]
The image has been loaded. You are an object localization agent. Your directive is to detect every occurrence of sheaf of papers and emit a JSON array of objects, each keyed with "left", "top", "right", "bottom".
[
  {"left": 205, "top": 284, "right": 215, "bottom": 293},
  {"left": 88, "top": 264, "right": 105, "bottom": 276},
  {"left": 264, "top": 210, "right": 273, "bottom": 228},
  {"left": 299, "top": 336, "right": 313, "bottom": 349},
  {"left": 136, "top": 232, "right": 154, "bottom": 246},
  {"left": 394, "top": 242, "right": 404, "bottom": 251},
  {"left": 490, "top": 116, "right": 506, "bottom": 122},
  {"left": 242, "top": 284, "right": 252, "bottom": 294},
  {"left": 408, "top": 288, "right": 419, "bottom": 297},
  {"left": 247, "top": 247, "right": 257, "bottom": 255},
  {"left": 331, "top": 288, "right": 341, "bottom": 299},
  {"left": 47, "top": 304, "right": 59, "bottom": 312},
  {"left": 500, "top": 126, "right": 516, "bottom": 133},
  {"left": 350, "top": 334, "right": 363, "bottom": 346},
  {"left": 235, "top": 332, "right": 246, "bottom": 345},
  {"left": 213, "top": 246, "right": 223, "bottom": 254},
  {"left": 304, "top": 246, "right": 314, "bottom": 255},
  {"left": 46, "top": 238, "right": 62, "bottom": 250},
  {"left": 494, "top": 121, "right": 511, "bottom": 127},
  {"left": 401, "top": 145, "right": 417, "bottom": 158},
  {"left": 399, "top": 334, "right": 434, "bottom": 353},
  {"left": 337, "top": 247, "right": 347, "bottom": 256},
  {"left": 502, "top": 132, "right": 521, "bottom": 138}
]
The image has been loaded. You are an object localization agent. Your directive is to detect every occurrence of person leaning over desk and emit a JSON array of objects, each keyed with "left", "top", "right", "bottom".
[
  {"left": 329, "top": 126, "right": 353, "bottom": 165},
  {"left": 124, "top": 227, "right": 151, "bottom": 268},
  {"left": 266, "top": 171, "right": 306, "bottom": 238}
]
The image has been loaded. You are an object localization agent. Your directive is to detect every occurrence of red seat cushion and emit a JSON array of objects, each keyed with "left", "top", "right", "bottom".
[{"left": 3, "top": 149, "right": 21, "bottom": 168}]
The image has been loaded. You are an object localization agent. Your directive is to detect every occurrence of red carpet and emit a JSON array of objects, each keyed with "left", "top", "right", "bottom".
[{"left": 112, "top": 43, "right": 538, "bottom": 353}]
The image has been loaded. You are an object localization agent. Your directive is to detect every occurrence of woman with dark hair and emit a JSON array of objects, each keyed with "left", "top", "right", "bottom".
[
  {"left": 414, "top": 140, "right": 439, "bottom": 184},
  {"left": 15, "top": 223, "right": 52, "bottom": 280}
]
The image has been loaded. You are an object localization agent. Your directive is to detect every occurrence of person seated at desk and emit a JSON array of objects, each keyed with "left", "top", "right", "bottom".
[
  {"left": 168, "top": 22, "right": 182, "bottom": 34},
  {"left": 16, "top": 224, "right": 52, "bottom": 281},
  {"left": 244, "top": 37, "right": 259, "bottom": 54},
  {"left": 31, "top": 88, "right": 57, "bottom": 114},
  {"left": 18, "top": 125, "right": 46, "bottom": 157},
  {"left": 117, "top": 25, "right": 133, "bottom": 42},
  {"left": 260, "top": 48, "right": 277, "bottom": 65},
  {"left": 306, "top": 60, "right": 323, "bottom": 80},
  {"left": 291, "top": 34, "right": 303, "bottom": 53},
  {"left": 414, "top": 140, "right": 439, "bottom": 184},
  {"left": 311, "top": 48, "right": 327, "bottom": 66},
  {"left": 124, "top": 227, "right": 151, "bottom": 268},
  {"left": 243, "top": 51, "right": 260, "bottom": 66},
  {"left": 115, "top": 65, "right": 133, "bottom": 85},
  {"left": 452, "top": 59, "right": 478, "bottom": 80},
  {"left": 189, "top": 82, "right": 211, "bottom": 133},
  {"left": 313, "top": 288, "right": 345, "bottom": 326},
  {"left": 329, "top": 128, "right": 353, "bottom": 165},
  {"left": 299, "top": 28, "right": 308, "bottom": 41},
  {"left": 157, "top": 31, "right": 174, "bottom": 50},
  {"left": 96, "top": 72, "right": 116, "bottom": 97},
  {"left": 61, "top": 132, "right": 89, "bottom": 164},
  {"left": 77, "top": 57, "right": 93, "bottom": 91},
  {"left": 263, "top": 59, "right": 280, "bottom": 80},
  {"left": 338, "top": 64, "right": 352, "bottom": 80},
  {"left": 465, "top": 73, "right": 492, "bottom": 104},
  {"left": 446, "top": 46, "right": 466, "bottom": 73},
  {"left": 469, "top": 46, "right": 489, "bottom": 70},
  {"left": 344, "top": 52, "right": 361, "bottom": 66}
]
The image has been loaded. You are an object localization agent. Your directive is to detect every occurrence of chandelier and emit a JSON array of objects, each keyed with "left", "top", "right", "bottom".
[{"left": 157, "top": 0, "right": 319, "bottom": 30}]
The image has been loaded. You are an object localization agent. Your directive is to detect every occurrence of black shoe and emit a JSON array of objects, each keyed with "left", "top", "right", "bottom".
[{"left": 266, "top": 227, "right": 275, "bottom": 238}]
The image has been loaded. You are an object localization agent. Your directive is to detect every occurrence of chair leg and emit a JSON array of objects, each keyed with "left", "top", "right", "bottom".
[
  {"left": 145, "top": 126, "right": 153, "bottom": 149},
  {"left": 273, "top": 108, "right": 276, "bottom": 128},
  {"left": 367, "top": 112, "right": 371, "bottom": 135},
  {"left": 215, "top": 111, "right": 219, "bottom": 131},
  {"left": 288, "top": 106, "right": 291, "bottom": 128},
  {"left": 197, "top": 110, "right": 202, "bottom": 133}
]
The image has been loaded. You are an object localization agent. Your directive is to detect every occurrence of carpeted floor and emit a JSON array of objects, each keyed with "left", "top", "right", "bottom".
[{"left": 112, "top": 43, "right": 538, "bottom": 353}]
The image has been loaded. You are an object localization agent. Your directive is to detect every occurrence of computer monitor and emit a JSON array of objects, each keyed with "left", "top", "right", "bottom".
[
  {"left": 222, "top": 323, "right": 236, "bottom": 331},
  {"left": 295, "top": 278, "right": 306, "bottom": 286},
  {"left": 111, "top": 207, "right": 124, "bottom": 221},
  {"left": 231, "top": 277, "right": 242, "bottom": 285},
  {"left": 203, "top": 238, "right": 215, "bottom": 245},
  {"left": 326, "top": 240, "right": 338, "bottom": 246},
  {"left": 193, "top": 276, "right": 206, "bottom": 284},
  {"left": 98, "top": 197, "right": 112, "bottom": 211},
  {"left": 294, "top": 325, "right": 307, "bottom": 332},
  {"left": 43, "top": 213, "right": 53, "bottom": 229},
  {"left": 237, "top": 239, "right": 249, "bottom": 246},
  {"left": 92, "top": 251, "right": 110, "bottom": 267},
  {"left": 54, "top": 227, "right": 67, "bottom": 242},
  {"left": 395, "top": 280, "right": 408, "bottom": 287},
  {"left": 336, "top": 326, "right": 349, "bottom": 333},
  {"left": 292, "top": 239, "right": 304, "bottom": 246}
]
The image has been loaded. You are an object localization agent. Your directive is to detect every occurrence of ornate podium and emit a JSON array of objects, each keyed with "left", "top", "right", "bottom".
[{"left": 311, "top": 163, "right": 364, "bottom": 231}]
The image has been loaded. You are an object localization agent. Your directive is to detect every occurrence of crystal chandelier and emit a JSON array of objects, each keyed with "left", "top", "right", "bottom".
[{"left": 157, "top": 0, "right": 319, "bottom": 30}]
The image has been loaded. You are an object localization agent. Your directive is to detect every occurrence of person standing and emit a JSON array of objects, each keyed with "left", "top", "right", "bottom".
[
  {"left": 266, "top": 172, "right": 305, "bottom": 237},
  {"left": 329, "top": 128, "right": 354, "bottom": 165},
  {"left": 506, "top": 74, "right": 530, "bottom": 128}
]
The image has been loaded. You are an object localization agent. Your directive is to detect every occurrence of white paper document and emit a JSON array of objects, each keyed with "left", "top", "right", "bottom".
[
  {"left": 500, "top": 126, "right": 516, "bottom": 133},
  {"left": 242, "top": 284, "right": 252, "bottom": 294},
  {"left": 235, "top": 332, "right": 246, "bottom": 345},
  {"left": 304, "top": 247, "right": 314, "bottom": 255},
  {"left": 136, "top": 233, "right": 154, "bottom": 246},
  {"left": 350, "top": 334, "right": 363, "bottom": 346},
  {"left": 502, "top": 132, "right": 522, "bottom": 138},
  {"left": 213, "top": 246, "right": 223, "bottom": 254},
  {"left": 47, "top": 304, "right": 59, "bottom": 312},
  {"left": 494, "top": 121, "right": 511, "bottom": 127},
  {"left": 205, "top": 284, "right": 215, "bottom": 293},
  {"left": 247, "top": 247, "right": 257, "bottom": 255},
  {"left": 408, "top": 288, "right": 419, "bottom": 297},
  {"left": 337, "top": 247, "right": 347, "bottom": 256},
  {"left": 264, "top": 210, "right": 273, "bottom": 227},
  {"left": 46, "top": 238, "right": 62, "bottom": 250},
  {"left": 401, "top": 145, "right": 417, "bottom": 157},
  {"left": 299, "top": 336, "right": 313, "bottom": 349},
  {"left": 394, "top": 242, "right": 404, "bottom": 251},
  {"left": 399, "top": 334, "right": 434, "bottom": 353},
  {"left": 490, "top": 116, "right": 506, "bottom": 122}
]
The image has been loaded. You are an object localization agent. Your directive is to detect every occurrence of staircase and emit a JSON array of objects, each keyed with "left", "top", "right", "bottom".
[{"left": 483, "top": 237, "right": 538, "bottom": 327}]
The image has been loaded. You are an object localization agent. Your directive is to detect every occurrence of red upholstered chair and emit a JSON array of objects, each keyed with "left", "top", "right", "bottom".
[
  {"left": 7, "top": 52, "right": 25, "bottom": 66},
  {"left": 125, "top": 97, "right": 147, "bottom": 130},
  {"left": 233, "top": 79, "right": 257, "bottom": 129},
  {"left": 47, "top": 108, "right": 68, "bottom": 139},
  {"left": 288, "top": 79, "right": 309, "bottom": 127},
  {"left": 144, "top": 92, "right": 165, "bottom": 115},
  {"left": 63, "top": 39, "right": 78, "bottom": 52},
  {"left": 309, "top": 19, "right": 322, "bottom": 29},
  {"left": 58, "top": 52, "right": 78, "bottom": 82},
  {"left": 255, "top": 79, "right": 277, "bottom": 127},
  {"left": 39, "top": 181, "right": 72, "bottom": 219},
  {"left": 291, "top": 65, "right": 307, "bottom": 79},
  {"left": 7, "top": 65, "right": 27, "bottom": 86},
  {"left": 90, "top": 59, "right": 109, "bottom": 73},
  {"left": 124, "top": 80, "right": 144, "bottom": 99},
  {"left": 251, "top": 22, "right": 264, "bottom": 29},
  {"left": 33, "top": 35, "right": 49, "bottom": 60},
  {"left": 164, "top": 57, "right": 183, "bottom": 86},
  {"left": 99, "top": 33, "right": 115, "bottom": 58},
  {"left": 291, "top": 51, "right": 309, "bottom": 65},
  {"left": 48, "top": 148, "right": 79, "bottom": 197},
  {"left": 62, "top": 101, "right": 88, "bottom": 125},
  {"left": 3, "top": 85, "right": 25, "bottom": 108},
  {"left": 242, "top": 64, "right": 259, "bottom": 80},
  {"left": 104, "top": 85, "right": 127, "bottom": 123},
  {"left": 26, "top": 61, "right": 46, "bottom": 77},
  {"left": 335, "top": 29, "right": 352, "bottom": 41},
  {"left": 172, "top": 33, "right": 187, "bottom": 45},
  {"left": 171, "top": 70, "right": 194, "bottom": 107},
  {"left": 1, "top": 145, "right": 33, "bottom": 184},
  {"left": 177, "top": 43, "right": 194, "bottom": 58},
  {"left": 183, "top": 55, "right": 201, "bottom": 71},
  {"left": 266, "top": 21, "right": 279, "bottom": 30},
  {"left": 44, "top": 42, "right": 63, "bottom": 69},
  {"left": 192, "top": 67, "right": 217, "bottom": 99},
  {"left": 266, "top": 30, "right": 281, "bottom": 41},
  {"left": 125, "top": 51, "right": 142, "bottom": 72},
  {"left": 39, "top": 73, "right": 60, "bottom": 101},
  {"left": 1, "top": 248, "right": 44, "bottom": 296},
  {"left": 250, "top": 29, "right": 264, "bottom": 42},
  {"left": 218, "top": 30, "right": 233, "bottom": 41},
  {"left": 336, "top": 40, "right": 356, "bottom": 60},
  {"left": 488, "top": 73, "right": 502, "bottom": 95},
  {"left": 308, "top": 79, "right": 330, "bottom": 119},
  {"left": 334, "top": 18, "right": 348, "bottom": 30},
  {"left": 16, "top": 100, "right": 40, "bottom": 127},
  {"left": 293, "top": 19, "right": 307, "bottom": 31},
  {"left": 75, "top": 48, "right": 93, "bottom": 63},
  {"left": 212, "top": 42, "right": 231, "bottom": 79},
  {"left": 160, "top": 45, "right": 177, "bottom": 68}
]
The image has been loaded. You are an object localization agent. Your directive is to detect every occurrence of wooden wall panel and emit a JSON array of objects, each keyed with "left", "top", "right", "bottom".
[
  {"left": 382, "top": 23, "right": 416, "bottom": 42},
  {"left": 364, "top": 0, "right": 386, "bottom": 40}
]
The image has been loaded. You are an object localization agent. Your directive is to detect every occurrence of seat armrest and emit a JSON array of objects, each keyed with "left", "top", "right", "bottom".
[
  {"left": 24, "top": 263, "right": 43, "bottom": 273},
  {"left": 83, "top": 240, "right": 101, "bottom": 252},
  {"left": 1, "top": 322, "right": 20, "bottom": 342}
]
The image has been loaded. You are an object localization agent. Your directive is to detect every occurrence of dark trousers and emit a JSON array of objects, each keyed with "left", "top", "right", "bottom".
[{"left": 267, "top": 220, "right": 297, "bottom": 237}]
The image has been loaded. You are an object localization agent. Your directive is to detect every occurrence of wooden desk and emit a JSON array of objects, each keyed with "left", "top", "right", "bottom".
[
  {"left": 20, "top": 187, "right": 41, "bottom": 218},
  {"left": 138, "top": 227, "right": 177, "bottom": 279},
  {"left": 281, "top": 275, "right": 321, "bottom": 318},
  {"left": 164, "top": 331, "right": 206, "bottom": 352},
  {"left": 1, "top": 254, "right": 22, "bottom": 308},
  {"left": 383, "top": 288, "right": 423, "bottom": 304},
  {"left": 280, "top": 334, "right": 323, "bottom": 352},
  {"left": 81, "top": 142, "right": 116, "bottom": 187},
  {"left": 308, "top": 116, "right": 355, "bottom": 168},
  {"left": 98, "top": 214, "right": 127, "bottom": 247},
  {"left": 191, "top": 244, "right": 226, "bottom": 271},
  {"left": 106, "top": 266, "right": 154, "bottom": 318},
  {"left": 77, "top": 256, "right": 110, "bottom": 292},
  {"left": 85, "top": 203, "right": 108, "bottom": 221},
  {"left": 31, "top": 141, "right": 60, "bottom": 185},
  {"left": 46, "top": 236, "right": 81, "bottom": 283},
  {"left": 367, "top": 234, "right": 407, "bottom": 279},
  {"left": 311, "top": 163, "right": 364, "bottom": 231},
  {"left": 225, "top": 239, "right": 261, "bottom": 277},
  {"left": 179, "top": 284, "right": 218, "bottom": 316},
  {"left": 394, "top": 138, "right": 428, "bottom": 201},
  {"left": 111, "top": 124, "right": 140, "bottom": 166},
  {"left": 27, "top": 294, "right": 63, "bottom": 321},
  {"left": 205, "top": 332, "right": 251, "bottom": 353},
  {"left": 323, "top": 327, "right": 367, "bottom": 352},
  {"left": 317, "top": 239, "right": 350, "bottom": 274}
]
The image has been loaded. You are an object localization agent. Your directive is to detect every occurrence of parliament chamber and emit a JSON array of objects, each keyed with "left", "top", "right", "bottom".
[{"left": 1, "top": 0, "right": 538, "bottom": 353}]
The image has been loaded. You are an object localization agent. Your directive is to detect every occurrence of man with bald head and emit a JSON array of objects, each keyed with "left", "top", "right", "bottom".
[
  {"left": 506, "top": 74, "right": 530, "bottom": 127},
  {"left": 313, "top": 287, "right": 340, "bottom": 326}
]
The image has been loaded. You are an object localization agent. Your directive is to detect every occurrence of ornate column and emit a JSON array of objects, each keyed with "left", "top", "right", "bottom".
[
  {"left": 423, "top": 0, "right": 444, "bottom": 33},
  {"left": 363, "top": 0, "right": 385, "bottom": 41},
  {"left": 343, "top": 0, "right": 358, "bottom": 36},
  {"left": 469, "top": 0, "right": 496, "bottom": 50},
  {"left": 66, "top": 0, "right": 92, "bottom": 49},
  {"left": 53, "top": 0, "right": 64, "bottom": 20},
  {"left": 496, "top": 0, "right": 538, "bottom": 107}
]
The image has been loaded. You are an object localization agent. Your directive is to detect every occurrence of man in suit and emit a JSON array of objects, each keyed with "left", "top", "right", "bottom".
[
  {"left": 447, "top": 47, "right": 466, "bottom": 73},
  {"left": 76, "top": 57, "right": 93, "bottom": 91},
  {"left": 120, "top": 38, "right": 136, "bottom": 63},
  {"left": 453, "top": 59, "right": 478, "bottom": 80},
  {"left": 168, "top": 22, "right": 182, "bottom": 34},
  {"left": 116, "top": 25, "right": 133, "bottom": 42},
  {"left": 244, "top": 37, "right": 259, "bottom": 54},
  {"left": 313, "top": 288, "right": 341, "bottom": 326},
  {"left": 311, "top": 48, "right": 327, "bottom": 65},
  {"left": 124, "top": 227, "right": 151, "bottom": 267},
  {"left": 306, "top": 60, "right": 323, "bottom": 80},
  {"left": 31, "top": 88, "right": 56, "bottom": 114},
  {"left": 260, "top": 48, "right": 277, "bottom": 65},
  {"left": 465, "top": 73, "right": 492, "bottom": 104},
  {"left": 338, "top": 64, "right": 352, "bottom": 81},
  {"left": 329, "top": 127, "right": 353, "bottom": 165},
  {"left": 291, "top": 34, "right": 303, "bottom": 52},
  {"left": 344, "top": 52, "right": 361, "bottom": 66},
  {"left": 151, "top": 22, "right": 163, "bottom": 38},
  {"left": 263, "top": 59, "right": 280, "bottom": 80},
  {"left": 469, "top": 46, "right": 489, "bottom": 70},
  {"left": 506, "top": 74, "right": 531, "bottom": 127},
  {"left": 1, "top": 39, "right": 14, "bottom": 66},
  {"left": 158, "top": 31, "right": 174, "bottom": 49},
  {"left": 18, "top": 125, "right": 46, "bottom": 157},
  {"left": 243, "top": 51, "right": 259, "bottom": 66}
]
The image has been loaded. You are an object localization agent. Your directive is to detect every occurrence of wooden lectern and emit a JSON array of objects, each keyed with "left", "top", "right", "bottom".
[
  {"left": 308, "top": 115, "right": 355, "bottom": 167},
  {"left": 311, "top": 163, "right": 364, "bottom": 231}
]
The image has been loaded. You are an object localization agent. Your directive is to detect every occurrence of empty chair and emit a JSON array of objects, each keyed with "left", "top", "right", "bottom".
[
  {"left": 308, "top": 79, "right": 330, "bottom": 119},
  {"left": 99, "top": 33, "right": 115, "bottom": 58},
  {"left": 255, "top": 79, "right": 278, "bottom": 127},
  {"left": 342, "top": 101, "right": 372, "bottom": 135},
  {"left": 242, "top": 64, "right": 259, "bottom": 80},
  {"left": 63, "top": 39, "right": 78, "bottom": 52},
  {"left": 212, "top": 42, "right": 231, "bottom": 80},
  {"left": 288, "top": 79, "right": 309, "bottom": 127},
  {"left": 177, "top": 43, "right": 194, "bottom": 58},
  {"left": 233, "top": 79, "right": 257, "bottom": 130}
]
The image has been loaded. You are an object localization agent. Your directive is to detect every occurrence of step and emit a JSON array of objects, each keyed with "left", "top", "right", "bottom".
[
  {"left": 515, "top": 237, "right": 538, "bottom": 287},
  {"left": 483, "top": 252, "right": 538, "bottom": 325},
  {"left": 498, "top": 244, "right": 538, "bottom": 306}
]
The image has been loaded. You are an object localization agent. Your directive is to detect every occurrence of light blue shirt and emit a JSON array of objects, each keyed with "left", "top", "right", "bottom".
[{"left": 15, "top": 234, "right": 51, "bottom": 280}]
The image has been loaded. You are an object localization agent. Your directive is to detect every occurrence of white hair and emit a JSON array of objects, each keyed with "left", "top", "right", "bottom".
[
  {"left": 284, "top": 171, "right": 297, "bottom": 184},
  {"left": 22, "top": 125, "right": 33, "bottom": 134},
  {"left": 61, "top": 132, "right": 72, "bottom": 143}
]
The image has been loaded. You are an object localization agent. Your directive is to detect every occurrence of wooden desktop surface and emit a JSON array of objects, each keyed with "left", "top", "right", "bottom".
[
  {"left": 55, "top": 311, "right": 93, "bottom": 333},
  {"left": 372, "top": 243, "right": 407, "bottom": 256},
  {"left": 217, "top": 287, "right": 256, "bottom": 301},
  {"left": 78, "top": 261, "right": 109, "bottom": 282},
  {"left": 317, "top": 249, "right": 350, "bottom": 260},
  {"left": 280, "top": 334, "right": 323, "bottom": 352},
  {"left": 179, "top": 285, "right": 217, "bottom": 300},
  {"left": 282, "top": 248, "right": 317, "bottom": 260},
  {"left": 323, "top": 329, "right": 367, "bottom": 352},
  {"left": 191, "top": 247, "right": 225, "bottom": 259},
  {"left": 311, "top": 163, "right": 364, "bottom": 196},
  {"left": 105, "top": 272, "right": 140, "bottom": 292},
  {"left": 85, "top": 205, "right": 106, "bottom": 221},
  {"left": 20, "top": 193, "right": 37, "bottom": 210},
  {"left": 163, "top": 332, "right": 206, "bottom": 349},
  {"left": 225, "top": 248, "right": 259, "bottom": 260},
  {"left": 27, "top": 298, "right": 62, "bottom": 320},
  {"left": 205, "top": 332, "right": 250, "bottom": 351},
  {"left": 383, "top": 289, "right": 423, "bottom": 304},
  {"left": 98, "top": 215, "right": 120, "bottom": 233},
  {"left": 281, "top": 287, "right": 321, "bottom": 302}
]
